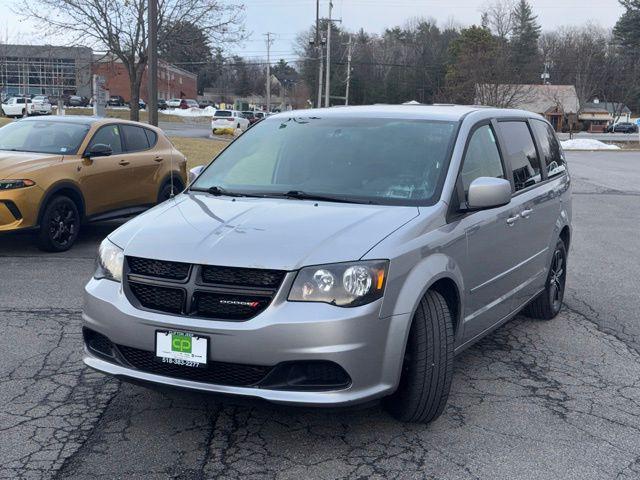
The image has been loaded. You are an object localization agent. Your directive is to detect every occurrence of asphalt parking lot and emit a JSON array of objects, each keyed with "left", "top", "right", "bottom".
[{"left": 1, "top": 151, "right": 639, "bottom": 480}]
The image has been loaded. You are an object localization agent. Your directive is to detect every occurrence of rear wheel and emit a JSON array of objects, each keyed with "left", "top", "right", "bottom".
[
  {"left": 37, "top": 196, "right": 80, "bottom": 252},
  {"left": 524, "top": 239, "right": 567, "bottom": 320},
  {"left": 157, "top": 180, "right": 183, "bottom": 203},
  {"left": 384, "top": 290, "right": 454, "bottom": 423}
]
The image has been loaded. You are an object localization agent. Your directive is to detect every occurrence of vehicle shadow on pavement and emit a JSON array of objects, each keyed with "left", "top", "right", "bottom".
[{"left": 53, "top": 307, "right": 640, "bottom": 480}]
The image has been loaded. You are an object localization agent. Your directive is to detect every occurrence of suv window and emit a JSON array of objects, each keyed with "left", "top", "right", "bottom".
[
  {"left": 531, "top": 119, "right": 566, "bottom": 178},
  {"left": 460, "top": 125, "right": 505, "bottom": 194},
  {"left": 88, "top": 125, "right": 123, "bottom": 154},
  {"left": 121, "top": 125, "right": 150, "bottom": 152},
  {"left": 144, "top": 129, "right": 158, "bottom": 148},
  {"left": 497, "top": 121, "right": 541, "bottom": 192}
]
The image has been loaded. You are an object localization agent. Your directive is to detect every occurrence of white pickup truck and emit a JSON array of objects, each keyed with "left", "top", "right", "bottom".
[{"left": 1, "top": 97, "right": 52, "bottom": 117}]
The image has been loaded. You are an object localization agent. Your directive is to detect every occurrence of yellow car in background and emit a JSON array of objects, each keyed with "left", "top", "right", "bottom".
[{"left": 0, "top": 116, "right": 187, "bottom": 251}]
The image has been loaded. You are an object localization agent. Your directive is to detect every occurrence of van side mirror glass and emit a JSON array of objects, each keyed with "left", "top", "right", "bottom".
[{"left": 466, "top": 177, "right": 511, "bottom": 210}]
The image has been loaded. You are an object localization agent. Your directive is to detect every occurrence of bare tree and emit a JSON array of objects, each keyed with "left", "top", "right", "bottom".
[
  {"left": 475, "top": 83, "right": 535, "bottom": 108},
  {"left": 481, "top": 0, "right": 516, "bottom": 39},
  {"left": 20, "top": 0, "right": 245, "bottom": 120}
]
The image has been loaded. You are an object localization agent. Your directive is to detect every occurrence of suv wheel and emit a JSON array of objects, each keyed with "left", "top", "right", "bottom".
[
  {"left": 524, "top": 239, "right": 567, "bottom": 320},
  {"left": 37, "top": 196, "right": 80, "bottom": 252},
  {"left": 384, "top": 290, "right": 454, "bottom": 423},
  {"left": 157, "top": 180, "right": 183, "bottom": 203}
]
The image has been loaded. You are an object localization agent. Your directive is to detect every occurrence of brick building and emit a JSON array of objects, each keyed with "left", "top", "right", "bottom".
[{"left": 93, "top": 55, "right": 197, "bottom": 102}]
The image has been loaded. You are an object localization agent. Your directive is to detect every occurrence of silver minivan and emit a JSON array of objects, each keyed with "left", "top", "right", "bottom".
[{"left": 83, "top": 105, "right": 571, "bottom": 423}]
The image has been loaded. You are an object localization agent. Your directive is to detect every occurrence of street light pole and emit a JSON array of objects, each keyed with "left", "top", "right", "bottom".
[
  {"left": 265, "top": 32, "right": 274, "bottom": 113},
  {"left": 324, "top": 0, "right": 333, "bottom": 108},
  {"left": 148, "top": 0, "right": 158, "bottom": 126}
]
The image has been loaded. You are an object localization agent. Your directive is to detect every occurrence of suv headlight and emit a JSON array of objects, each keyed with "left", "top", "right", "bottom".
[
  {"left": 94, "top": 239, "right": 124, "bottom": 282},
  {"left": 0, "top": 179, "right": 35, "bottom": 190},
  {"left": 288, "top": 260, "right": 388, "bottom": 307}
]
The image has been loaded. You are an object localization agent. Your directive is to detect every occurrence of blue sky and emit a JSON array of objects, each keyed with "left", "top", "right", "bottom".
[{"left": 0, "top": 0, "right": 626, "bottom": 63}]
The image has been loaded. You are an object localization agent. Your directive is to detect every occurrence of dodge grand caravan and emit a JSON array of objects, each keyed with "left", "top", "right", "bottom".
[{"left": 82, "top": 105, "right": 571, "bottom": 424}]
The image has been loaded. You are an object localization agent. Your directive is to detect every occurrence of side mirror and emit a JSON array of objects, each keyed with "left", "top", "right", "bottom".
[
  {"left": 188, "top": 165, "right": 205, "bottom": 184},
  {"left": 85, "top": 143, "right": 112, "bottom": 158},
  {"left": 467, "top": 177, "right": 511, "bottom": 210}
]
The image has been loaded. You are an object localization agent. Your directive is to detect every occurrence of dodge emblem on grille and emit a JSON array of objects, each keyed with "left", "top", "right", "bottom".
[{"left": 219, "top": 299, "right": 261, "bottom": 308}]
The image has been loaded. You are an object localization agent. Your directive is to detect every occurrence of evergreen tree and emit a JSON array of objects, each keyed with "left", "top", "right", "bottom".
[
  {"left": 614, "top": 0, "right": 640, "bottom": 49},
  {"left": 510, "top": 0, "right": 542, "bottom": 81}
]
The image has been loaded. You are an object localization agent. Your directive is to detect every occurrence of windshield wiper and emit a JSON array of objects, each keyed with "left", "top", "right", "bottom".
[
  {"left": 190, "top": 186, "right": 257, "bottom": 198},
  {"left": 277, "top": 190, "right": 376, "bottom": 204}
]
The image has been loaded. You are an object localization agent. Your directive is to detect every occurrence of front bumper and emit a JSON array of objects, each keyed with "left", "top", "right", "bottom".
[
  {"left": 82, "top": 277, "right": 411, "bottom": 406},
  {"left": 0, "top": 186, "right": 43, "bottom": 232}
]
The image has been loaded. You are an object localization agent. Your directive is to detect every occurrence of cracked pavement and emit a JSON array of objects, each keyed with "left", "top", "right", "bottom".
[{"left": 1, "top": 151, "right": 639, "bottom": 479}]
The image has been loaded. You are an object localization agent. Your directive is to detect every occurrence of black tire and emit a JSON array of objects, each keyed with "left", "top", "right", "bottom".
[
  {"left": 37, "top": 196, "right": 80, "bottom": 252},
  {"left": 524, "top": 239, "right": 567, "bottom": 320},
  {"left": 384, "top": 290, "right": 454, "bottom": 423},
  {"left": 157, "top": 180, "right": 183, "bottom": 203}
]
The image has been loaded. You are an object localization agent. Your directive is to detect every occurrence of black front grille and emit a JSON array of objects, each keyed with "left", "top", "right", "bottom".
[
  {"left": 125, "top": 257, "right": 286, "bottom": 321},
  {"left": 201, "top": 265, "right": 286, "bottom": 289},
  {"left": 193, "top": 291, "right": 271, "bottom": 320},
  {"left": 118, "top": 345, "right": 271, "bottom": 386},
  {"left": 129, "top": 282, "right": 185, "bottom": 314},
  {"left": 128, "top": 256, "right": 190, "bottom": 280}
]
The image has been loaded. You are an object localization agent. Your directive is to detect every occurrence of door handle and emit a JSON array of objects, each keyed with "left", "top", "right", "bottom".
[
  {"left": 506, "top": 214, "right": 520, "bottom": 226},
  {"left": 154, "top": 156, "right": 164, "bottom": 162},
  {"left": 521, "top": 208, "right": 533, "bottom": 219},
  {"left": 119, "top": 160, "right": 130, "bottom": 166}
]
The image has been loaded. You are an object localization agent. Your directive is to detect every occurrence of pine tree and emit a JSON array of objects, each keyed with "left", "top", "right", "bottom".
[
  {"left": 510, "top": 0, "right": 542, "bottom": 82},
  {"left": 614, "top": 0, "right": 640, "bottom": 49}
]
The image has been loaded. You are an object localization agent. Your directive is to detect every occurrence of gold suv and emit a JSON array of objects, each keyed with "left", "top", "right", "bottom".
[{"left": 0, "top": 116, "right": 187, "bottom": 251}]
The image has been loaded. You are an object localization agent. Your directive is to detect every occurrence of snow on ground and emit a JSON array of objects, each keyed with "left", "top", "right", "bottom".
[
  {"left": 560, "top": 139, "right": 621, "bottom": 150},
  {"left": 160, "top": 107, "right": 216, "bottom": 117}
]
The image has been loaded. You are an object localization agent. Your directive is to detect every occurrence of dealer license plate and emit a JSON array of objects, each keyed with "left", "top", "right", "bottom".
[{"left": 155, "top": 330, "right": 208, "bottom": 368}]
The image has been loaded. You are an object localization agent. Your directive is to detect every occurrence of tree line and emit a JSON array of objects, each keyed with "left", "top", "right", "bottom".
[{"left": 297, "top": 0, "right": 640, "bottom": 114}]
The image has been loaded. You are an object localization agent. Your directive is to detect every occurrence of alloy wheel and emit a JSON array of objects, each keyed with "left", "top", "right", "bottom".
[
  {"left": 548, "top": 248, "right": 566, "bottom": 313},
  {"left": 49, "top": 203, "right": 77, "bottom": 248}
]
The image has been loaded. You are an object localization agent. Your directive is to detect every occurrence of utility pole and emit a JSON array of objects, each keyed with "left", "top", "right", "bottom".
[
  {"left": 324, "top": 0, "right": 333, "bottom": 108},
  {"left": 316, "top": 0, "right": 323, "bottom": 108},
  {"left": 345, "top": 35, "right": 352, "bottom": 106},
  {"left": 148, "top": 0, "right": 158, "bottom": 126},
  {"left": 264, "top": 32, "right": 274, "bottom": 113}
]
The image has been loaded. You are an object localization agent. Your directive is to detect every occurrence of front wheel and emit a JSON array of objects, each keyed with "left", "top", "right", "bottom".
[
  {"left": 524, "top": 240, "right": 567, "bottom": 320},
  {"left": 384, "top": 290, "right": 454, "bottom": 423},
  {"left": 37, "top": 196, "right": 80, "bottom": 252}
]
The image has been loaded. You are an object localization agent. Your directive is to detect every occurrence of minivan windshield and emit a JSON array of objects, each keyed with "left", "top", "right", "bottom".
[
  {"left": 191, "top": 116, "right": 458, "bottom": 205},
  {"left": 0, "top": 120, "right": 89, "bottom": 155}
]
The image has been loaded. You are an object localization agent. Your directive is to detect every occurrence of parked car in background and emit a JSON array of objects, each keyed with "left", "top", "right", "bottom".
[
  {"left": 30, "top": 96, "right": 53, "bottom": 115},
  {"left": 241, "top": 111, "right": 259, "bottom": 125},
  {"left": 0, "top": 116, "right": 187, "bottom": 251},
  {"left": 211, "top": 109, "right": 250, "bottom": 133},
  {"left": 167, "top": 98, "right": 182, "bottom": 108},
  {"left": 2, "top": 97, "right": 51, "bottom": 117},
  {"left": 254, "top": 111, "right": 266, "bottom": 121},
  {"left": 82, "top": 105, "right": 571, "bottom": 424},
  {"left": 180, "top": 99, "right": 199, "bottom": 109},
  {"left": 606, "top": 122, "right": 638, "bottom": 133},
  {"left": 198, "top": 99, "right": 215, "bottom": 109},
  {"left": 66, "top": 95, "right": 91, "bottom": 107},
  {"left": 157, "top": 99, "right": 168, "bottom": 110},
  {"left": 108, "top": 95, "right": 126, "bottom": 107}
]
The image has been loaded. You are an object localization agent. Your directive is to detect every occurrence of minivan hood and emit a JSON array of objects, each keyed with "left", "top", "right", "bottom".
[
  {"left": 0, "top": 150, "right": 62, "bottom": 177},
  {"left": 110, "top": 193, "right": 420, "bottom": 271}
]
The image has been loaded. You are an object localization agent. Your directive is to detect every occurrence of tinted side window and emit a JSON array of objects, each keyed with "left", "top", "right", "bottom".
[
  {"left": 88, "top": 125, "right": 123, "bottom": 154},
  {"left": 531, "top": 119, "right": 566, "bottom": 178},
  {"left": 497, "top": 121, "right": 541, "bottom": 192},
  {"left": 460, "top": 125, "right": 505, "bottom": 194},
  {"left": 144, "top": 128, "right": 158, "bottom": 147},
  {"left": 122, "top": 125, "right": 150, "bottom": 152}
]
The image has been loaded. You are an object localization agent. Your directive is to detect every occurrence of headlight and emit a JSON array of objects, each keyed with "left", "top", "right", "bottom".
[
  {"left": 94, "top": 238, "right": 124, "bottom": 282},
  {"left": 288, "top": 260, "right": 388, "bottom": 307},
  {"left": 0, "top": 179, "right": 35, "bottom": 190}
]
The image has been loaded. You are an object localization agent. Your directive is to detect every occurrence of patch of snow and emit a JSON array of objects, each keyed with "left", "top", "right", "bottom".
[
  {"left": 560, "top": 139, "right": 620, "bottom": 150},
  {"left": 161, "top": 106, "right": 216, "bottom": 117}
]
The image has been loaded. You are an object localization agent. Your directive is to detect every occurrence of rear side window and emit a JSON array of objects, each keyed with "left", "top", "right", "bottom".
[
  {"left": 144, "top": 129, "right": 158, "bottom": 147},
  {"left": 460, "top": 125, "right": 505, "bottom": 194},
  {"left": 122, "top": 125, "right": 150, "bottom": 152},
  {"left": 531, "top": 119, "right": 566, "bottom": 178},
  {"left": 88, "top": 125, "right": 123, "bottom": 154},
  {"left": 497, "top": 121, "right": 541, "bottom": 192}
]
